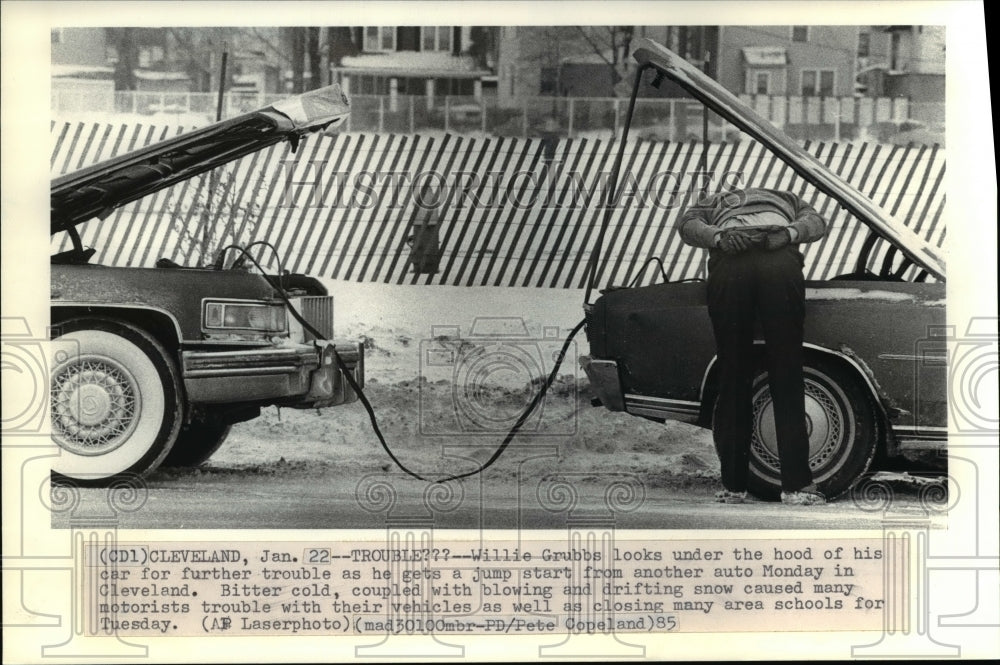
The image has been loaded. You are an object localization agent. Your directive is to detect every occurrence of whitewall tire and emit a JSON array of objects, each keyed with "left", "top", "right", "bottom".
[{"left": 50, "top": 320, "right": 182, "bottom": 485}]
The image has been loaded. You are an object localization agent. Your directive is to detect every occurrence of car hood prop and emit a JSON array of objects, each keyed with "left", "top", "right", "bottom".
[{"left": 583, "top": 63, "right": 651, "bottom": 305}]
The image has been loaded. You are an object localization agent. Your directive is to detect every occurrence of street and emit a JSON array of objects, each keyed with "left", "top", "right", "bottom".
[{"left": 51, "top": 462, "right": 943, "bottom": 530}]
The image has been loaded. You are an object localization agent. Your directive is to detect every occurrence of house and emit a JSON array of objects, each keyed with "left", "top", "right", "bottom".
[
  {"left": 329, "top": 27, "right": 497, "bottom": 106},
  {"left": 52, "top": 28, "right": 198, "bottom": 94},
  {"left": 51, "top": 28, "right": 115, "bottom": 112},
  {"left": 715, "top": 25, "right": 859, "bottom": 98},
  {"left": 229, "top": 49, "right": 281, "bottom": 97},
  {"left": 498, "top": 25, "right": 859, "bottom": 101},
  {"left": 857, "top": 26, "right": 945, "bottom": 123},
  {"left": 51, "top": 27, "right": 113, "bottom": 71},
  {"left": 494, "top": 26, "right": 686, "bottom": 102}
]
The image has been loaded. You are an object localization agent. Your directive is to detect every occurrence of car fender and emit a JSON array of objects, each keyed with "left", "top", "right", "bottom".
[
  {"left": 51, "top": 302, "right": 183, "bottom": 350},
  {"left": 698, "top": 341, "right": 894, "bottom": 427}
]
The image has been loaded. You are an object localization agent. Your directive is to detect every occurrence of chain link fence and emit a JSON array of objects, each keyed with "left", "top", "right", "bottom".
[{"left": 51, "top": 88, "right": 945, "bottom": 146}]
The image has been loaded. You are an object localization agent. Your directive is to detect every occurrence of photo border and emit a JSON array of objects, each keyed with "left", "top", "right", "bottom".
[{"left": 3, "top": 1, "right": 996, "bottom": 661}]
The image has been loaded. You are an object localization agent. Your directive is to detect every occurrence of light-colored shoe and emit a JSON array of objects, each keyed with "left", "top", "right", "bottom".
[
  {"left": 715, "top": 489, "right": 748, "bottom": 504},
  {"left": 781, "top": 489, "right": 826, "bottom": 505}
]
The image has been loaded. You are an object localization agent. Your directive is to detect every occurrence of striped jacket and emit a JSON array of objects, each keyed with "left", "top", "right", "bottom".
[{"left": 678, "top": 188, "right": 827, "bottom": 249}]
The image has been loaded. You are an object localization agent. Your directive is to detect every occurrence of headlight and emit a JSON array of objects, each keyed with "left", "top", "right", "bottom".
[
  {"left": 202, "top": 300, "right": 287, "bottom": 334},
  {"left": 286, "top": 297, "right": 306, "bottom": 342}
]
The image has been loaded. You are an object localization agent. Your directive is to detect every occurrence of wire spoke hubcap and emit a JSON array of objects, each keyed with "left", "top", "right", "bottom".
[
  {"left": 751, "top": 378, "right": 847, "bottom": 474},
  {"left": 51, "top": 356, "right": 141, "bottom": 456}
]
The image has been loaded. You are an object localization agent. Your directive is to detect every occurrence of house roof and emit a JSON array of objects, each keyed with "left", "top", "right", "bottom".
[
  {"left": 135, "top": 70, "right": 191, "bottom": 82},
  {"left": 335, "top": 51, "right": 490, "bottom": 78},
  {"left": 51, "top": 64, "right": 115, "bottom": 78},
  {"left": 742, "top": 47, "right": 787, "bottom": 67}
]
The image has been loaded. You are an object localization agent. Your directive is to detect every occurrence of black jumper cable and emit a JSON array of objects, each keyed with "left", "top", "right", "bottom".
[{"left": 223, "top": 65, "right": 650, "bottom": 483}]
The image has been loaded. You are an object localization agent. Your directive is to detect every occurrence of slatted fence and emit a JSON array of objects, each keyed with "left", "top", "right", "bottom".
[{"left": 51, "top": 121, "right": 946, "bottom": 287}]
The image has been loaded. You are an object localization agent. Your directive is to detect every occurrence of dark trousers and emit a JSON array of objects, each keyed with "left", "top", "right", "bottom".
[{"left": 707, "top": 247, "right": 813, "bottom": 493}]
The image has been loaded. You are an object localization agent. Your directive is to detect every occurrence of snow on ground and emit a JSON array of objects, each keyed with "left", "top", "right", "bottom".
[
  {"left": 214, "top": 279, "right": 721, "bottom": 486},
  {"left": 320, "top": 279, "right": 591, "bottom": 383}
]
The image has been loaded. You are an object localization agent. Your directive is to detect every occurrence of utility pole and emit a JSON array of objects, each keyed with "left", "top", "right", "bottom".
[
  {"left": 204, "top": 44, "right": 228, "bottom": 265},
  {"left": 215, "top": 44, "right": 228, "bottom": 121},
  {"left": 700, "top": 39, "right": 711, "bottom": 196}
]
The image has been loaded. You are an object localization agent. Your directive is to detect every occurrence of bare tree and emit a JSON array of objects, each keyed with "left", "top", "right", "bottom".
[
  {"left": 281, "top": 27, "right": 327, "bottom": 93},
  {"left": 249, "top": 27, "right": 296, "bottom": 69},
  {"left": 165, "top": 27, "right": 230, "bottom": 92},
  {"left": 165, "top": 163, "right": 267, "bottom": 268},
  {"left": 288, "top": 27, "right": 306, "bottom": 93},
  {"left": 522, "top": 26, "right": 636, "bottom": 97},
  {"left": 105, "top": 28, "right": 140, "bottom": 91},
  {"left": 535, "top": 27, "right": 577, "bottom": 96},
  {"left": 574, "top": 26, "right": 635, "bottom": 95},
  {"left": 327, "top": 27, "right": 360, "bottom": 67},
  {"left": 307, "top": 27, "right": 322, "bottom": 89},
  {"left": 468, "top": 26, "right": 497, "bottom": 70}
]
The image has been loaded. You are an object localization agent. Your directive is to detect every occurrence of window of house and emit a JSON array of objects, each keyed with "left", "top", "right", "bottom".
[
  {"left": 801, "top": 69, "right": 835, "bottom": 97},
  {"left": 858, "top": 31, "right": 871, "bottom": 58},
  {"left": 434, "top": 77, "right": 471, "bottom": 96},
  {"left": 364, "top": 26, "right": 396, "bottom": 52},
  {"left": 364, "top": 27, "right": 377, "bottom": 51},
  {"left": 744, "top": 69, "right": 773, "bottom": 95},
  {"left": 456, "top": 79, "right": 474, "bottom": 96},
  {"left": 540, "top": 67, "right": 558, "bottom": 95},
  {"left": 355, "top": 75, "right": 390, "bottom": 95},
  {"left": 791, "top": 26, "right": 809, "bottom": 42},
  {"left": 889, "top": 31, "right": 902, "bottom": 71},
  {"left": 756, "top": 72, "right": 770, "bottom": 94},
  {"left": 422, "top": 26, "right": 452, "bottom": 52},
  {"left": 381, "top": 27, "right": 395, "bottom": 51}
]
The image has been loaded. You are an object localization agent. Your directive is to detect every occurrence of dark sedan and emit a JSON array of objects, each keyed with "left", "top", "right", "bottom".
[{"left": 581, "top": 40, "right": 946, "bottom": 499}]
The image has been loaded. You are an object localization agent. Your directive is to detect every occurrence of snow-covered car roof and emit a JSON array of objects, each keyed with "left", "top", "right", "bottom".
[
  {"left": 631, "top": 38, "right": 945, "bottom": 281},
  {"left": 50, "top": 84, "right": 350, "bottom": 234}
]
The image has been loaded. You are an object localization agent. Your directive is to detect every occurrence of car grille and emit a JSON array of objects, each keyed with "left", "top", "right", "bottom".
[{"left": 300, "top": 296, "right": 334, "bottom": 341}]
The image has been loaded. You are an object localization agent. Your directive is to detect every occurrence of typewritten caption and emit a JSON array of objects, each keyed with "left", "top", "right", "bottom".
[{"left": 88, "top": 539, "right": 890, "bottom": 636}]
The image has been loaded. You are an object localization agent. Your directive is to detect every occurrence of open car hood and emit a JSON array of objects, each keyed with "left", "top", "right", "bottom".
[
  {"left": 51, "top": 84, "right": 350, "bottom": 234},
  {"left": 631, "top": 38, "right": 945, "bottom": 281}
]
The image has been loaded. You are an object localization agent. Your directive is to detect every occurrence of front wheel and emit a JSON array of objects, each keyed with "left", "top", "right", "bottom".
[
  {"left": 161, "top": 417, "right": 232, "bottom": 467},
  {"left": 50, "top": 320, "right": 182, "bottom": 485},
  {"left": 746, "top": 358, "right": 879, "bottom": 500}
]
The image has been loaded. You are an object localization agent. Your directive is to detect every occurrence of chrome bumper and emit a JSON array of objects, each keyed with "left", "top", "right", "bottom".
[
  {"left": 580, "top": 355, "right": 701, "bottom": 423},
  {"left": 295, "top": 340, "right": 364, "bottom": 408},
  {"left": 579, "top": 355, "right": 625, "bottom": 411},
  {"left": 182, "top": 340, "right": 363, "bottom": 407}
]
